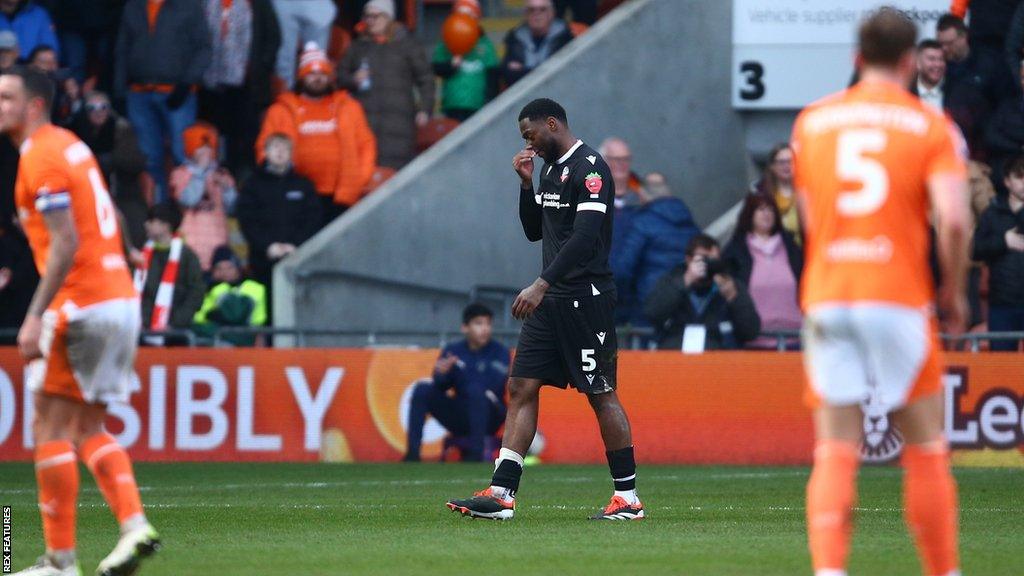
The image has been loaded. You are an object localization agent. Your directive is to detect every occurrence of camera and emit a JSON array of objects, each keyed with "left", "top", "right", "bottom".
[{"left": 704, "top": 258, "right": 728, "bottom": 277}]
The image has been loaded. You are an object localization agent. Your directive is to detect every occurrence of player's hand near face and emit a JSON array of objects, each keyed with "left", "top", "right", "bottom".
[
  {"left": 512, "top": 277, "right": 549, "bottom": 320},
  {"left": 17, "top": 314, "right": 42, "bottom": 360},
  {"left": 513, "top": 148, "right": 536, "bottom": 184}
]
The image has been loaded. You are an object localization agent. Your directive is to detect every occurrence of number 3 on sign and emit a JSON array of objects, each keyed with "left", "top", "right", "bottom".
[
  {"left": 837, "top": 129, "right": 889, "bottom": 217},
  {"left": 738, "top": 61, "right": 765, "bottom": 101}
]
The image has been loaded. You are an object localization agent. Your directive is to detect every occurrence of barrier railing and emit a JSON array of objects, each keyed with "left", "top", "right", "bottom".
[{"left": 2, "top": 327, "right": 1022, "bottom": 352}]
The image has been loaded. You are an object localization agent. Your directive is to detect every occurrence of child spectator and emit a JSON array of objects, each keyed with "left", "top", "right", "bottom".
[
  {"left": 170, "top": 122, "right": 237, "bottom": 271},
  {"left": 237, "top": 133, "right": 321, "bottom": 300},
  {"left": 973, "top": 156, "right": 1024, "bottom": 351},
  {"left": 135, "top": 203, "right": 206, "bottom": 344},
  {"left": 193, "top": 245, "right": 267, "bottom": 346}
]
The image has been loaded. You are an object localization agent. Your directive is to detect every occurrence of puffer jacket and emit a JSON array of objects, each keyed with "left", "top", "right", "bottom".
[
  {"left": 339, "top": 24, "right": 435, "bottom": 169},
  {"left": 611, "top": 196, "right": 701, "bottom": 324}
]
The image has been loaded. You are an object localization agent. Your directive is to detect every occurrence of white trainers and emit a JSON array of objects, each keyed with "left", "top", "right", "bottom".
[
  {"left": 12, "top": 556, "right": 82, "bottom": 576},
  {"left": 95, "top": 524, "right": 161, "bottom": 576}
]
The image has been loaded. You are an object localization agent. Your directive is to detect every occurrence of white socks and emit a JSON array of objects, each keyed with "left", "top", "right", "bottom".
[
  {"left": 494, "top": 447, "right": 525, "bottom": 469},
  {"left": 614, "top": 489, "right": 640, "bottom": 505},
  {"left": 120, "top": 513, "right": 149, "bottom": 535}
]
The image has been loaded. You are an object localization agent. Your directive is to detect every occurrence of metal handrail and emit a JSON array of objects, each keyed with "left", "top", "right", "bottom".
[{"left": 2, "top": 327, "right": 1023, "bottom": 352}]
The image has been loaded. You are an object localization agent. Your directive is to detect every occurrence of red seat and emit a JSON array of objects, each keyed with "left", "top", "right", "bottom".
[{"left": 416, "top": 118, "right": 460, "bottom": 153}]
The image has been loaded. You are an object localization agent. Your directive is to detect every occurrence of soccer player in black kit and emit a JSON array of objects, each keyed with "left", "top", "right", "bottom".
[{"left": 446, "top": 98, "right": 643, "bottom": 521}]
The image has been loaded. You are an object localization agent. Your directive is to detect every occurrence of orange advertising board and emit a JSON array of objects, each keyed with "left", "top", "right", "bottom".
[{"left": 0, "top": 349, "right": 1021, "bottom": 464}]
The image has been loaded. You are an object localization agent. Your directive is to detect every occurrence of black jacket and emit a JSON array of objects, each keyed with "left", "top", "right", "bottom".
[
  {"left": 114, "top": 0, "right": 211, "bottom": 95},
  {"left": 237, "top": 165, "right": 322, "bottom": 286},
  {"left": 643, "top": 265, "right": 762, "bottom": 351},
  {"left": 985, "top": 98, "right": 1024, "bottom": 169},
  {"left": 912, "top": 76, "right": 992, "bottom": 161},
  {"left": 972, "top": 196, "right": 1024, "bottom": 306},
  {"left": 723, "top": 231, "right": 803, "bottom": 288},
  {"left": 501, "top": 21, "right": 573, "bottom": 86}
]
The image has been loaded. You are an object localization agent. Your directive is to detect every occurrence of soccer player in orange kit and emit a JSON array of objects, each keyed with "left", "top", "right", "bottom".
[
  {"left": 792, "top": 8, "right": 969, "bottom": 576},
  {"left": 5, "top": 66, "right": 160, "bottom": 576}
]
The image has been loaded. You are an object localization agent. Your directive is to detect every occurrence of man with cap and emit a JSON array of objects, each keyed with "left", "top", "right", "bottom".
[
  {"left": 256, "top": 42, "right": 377, "bottom": 225},
  {"left": 0, "top": 29, "right": 18, "bottom": 70}
]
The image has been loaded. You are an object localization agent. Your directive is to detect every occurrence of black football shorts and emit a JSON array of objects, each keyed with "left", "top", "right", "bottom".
[{"left": 511, "top": 292, "right": 617, "bottom": 394}]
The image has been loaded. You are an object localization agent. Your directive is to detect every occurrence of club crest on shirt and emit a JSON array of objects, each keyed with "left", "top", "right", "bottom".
[
  {"left": 584, "top": 172, "right": 603, "bottom": 196},
  {"left": 560, "top": 166, "right": 569, "bottom": 183}
]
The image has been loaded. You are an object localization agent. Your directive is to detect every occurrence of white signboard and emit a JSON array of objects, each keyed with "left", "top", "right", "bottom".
[{"left": 732, "top": 0, "right": 949, "bottom": 109}]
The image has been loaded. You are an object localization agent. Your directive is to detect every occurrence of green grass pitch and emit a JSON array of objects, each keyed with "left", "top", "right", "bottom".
[{"left": 1, "top": 463, "right": 1022, "bottom": 575}]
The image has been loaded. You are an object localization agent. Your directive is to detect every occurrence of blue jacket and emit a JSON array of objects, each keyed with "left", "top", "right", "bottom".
[
  {"left": 610, "top": 193, "right": 642, "bottom": 324},
  {"left": 612, "top": 196, "right": 701, "bottom": 325},
  {"left": 0, "top": 2, "right": 58, "bottom": 60},
  {"left": 432, "top": 340, "right": 510, "bottom": 403}
]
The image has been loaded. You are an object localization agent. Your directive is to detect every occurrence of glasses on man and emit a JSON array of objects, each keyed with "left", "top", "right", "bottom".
[{"left": 86, "top": 103, "right": 110, "bottom": 112}]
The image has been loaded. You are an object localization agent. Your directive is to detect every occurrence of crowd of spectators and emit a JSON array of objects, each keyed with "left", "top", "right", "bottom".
[
  {"left": 0, "top": 0, "right": 597, "bottom": 347},
  {"left": 5, "top": 1, "right": 1021, "bottom": 353}
]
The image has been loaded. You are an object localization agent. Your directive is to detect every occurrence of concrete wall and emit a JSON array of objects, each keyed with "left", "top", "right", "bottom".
[{"left": 275, "top": 0, "right": 751, "bottom": 345}]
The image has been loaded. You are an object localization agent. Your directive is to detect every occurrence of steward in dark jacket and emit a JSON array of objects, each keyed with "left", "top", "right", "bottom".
[{"left": 612, "top": 195, "right": 700, "bottom": 326}]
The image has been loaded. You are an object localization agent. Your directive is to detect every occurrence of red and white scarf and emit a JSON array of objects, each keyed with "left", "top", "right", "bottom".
[{"left": 134, "top": 236, "right": 184, "bottom": 335}]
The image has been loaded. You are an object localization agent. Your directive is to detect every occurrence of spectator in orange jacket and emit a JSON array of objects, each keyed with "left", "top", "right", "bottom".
[{"left": 256, "top": 42, "right": 377, "bottom": 226}]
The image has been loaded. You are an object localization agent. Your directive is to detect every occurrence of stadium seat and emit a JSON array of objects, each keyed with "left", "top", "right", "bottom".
[
  {"left": 364, "top": 166, "right": 396, "bottom": 194},
  {"left": 416, "top": 117, "right": 461, "bottom": 153}
]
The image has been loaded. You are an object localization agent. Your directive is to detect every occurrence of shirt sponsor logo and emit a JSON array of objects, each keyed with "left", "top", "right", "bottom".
[
  {"left": 825, "top": 236, "right": 893, "bottom": 264},
  {"left": 298, "top": 119, "right": 338, "bottom": 135},
  {"left": 542, "top": 192, "right": 570, "bottom": 209}
]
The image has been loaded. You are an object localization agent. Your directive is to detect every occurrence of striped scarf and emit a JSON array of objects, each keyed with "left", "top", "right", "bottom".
[{"left": 134, "top": 236, "right": 184, "bottom": 339}]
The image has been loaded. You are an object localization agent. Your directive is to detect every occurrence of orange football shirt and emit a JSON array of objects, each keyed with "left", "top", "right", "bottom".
[
  {"left": 792, "top": 79, "right": 967, "bottom": 311},
  {"left": 15, "top": 124, "right": 136, "bottom": 310}
]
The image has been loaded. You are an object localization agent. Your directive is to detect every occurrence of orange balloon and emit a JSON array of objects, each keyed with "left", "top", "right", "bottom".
[{"left": 442, "top": 13, "right": 480, "bottom": 57}]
